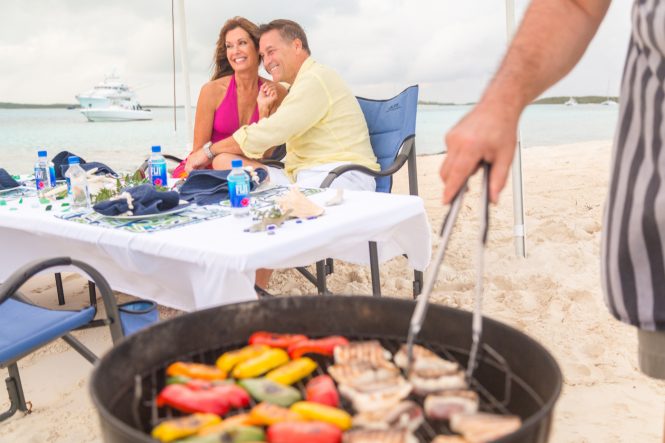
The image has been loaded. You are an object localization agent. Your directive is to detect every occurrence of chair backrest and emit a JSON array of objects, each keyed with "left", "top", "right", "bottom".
[{"left": 357, "top": 85, "right": 418, "bottom": 193}]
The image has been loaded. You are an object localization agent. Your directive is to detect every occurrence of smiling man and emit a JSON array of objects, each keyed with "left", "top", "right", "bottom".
[{"left": 186, "top": 19, "right": 379, "bottom": 191}]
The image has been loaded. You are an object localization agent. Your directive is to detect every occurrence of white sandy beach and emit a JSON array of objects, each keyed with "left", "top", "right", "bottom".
[{"left": 1, "top": 140, "right": 664, "bottom": 442}]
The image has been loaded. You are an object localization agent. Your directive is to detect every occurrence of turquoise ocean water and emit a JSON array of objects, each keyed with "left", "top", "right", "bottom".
[{"left": 0, "top": 104, "right": 619, "bottom": 174}]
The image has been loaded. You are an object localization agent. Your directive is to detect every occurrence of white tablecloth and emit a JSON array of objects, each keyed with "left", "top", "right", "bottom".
[{"left": 0, "top": 189, "right": 431, "bottom": 311}]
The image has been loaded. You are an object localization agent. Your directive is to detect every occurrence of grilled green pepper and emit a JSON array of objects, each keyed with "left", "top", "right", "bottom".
[
  {"left": 238, "top": 378, "right": 302, "bottom": 407},
  {"left": 180, "top": 425, "right": 265, "bottom": 442}
]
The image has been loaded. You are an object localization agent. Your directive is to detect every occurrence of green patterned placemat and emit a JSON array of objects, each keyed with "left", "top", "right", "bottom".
[{"left": 57, "top": 205, "right": 231, "bottom": 233}]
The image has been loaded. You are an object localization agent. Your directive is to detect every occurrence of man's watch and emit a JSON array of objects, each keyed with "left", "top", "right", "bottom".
[{"left": 202, "top": 142, "right": 214, "bottom": 160}]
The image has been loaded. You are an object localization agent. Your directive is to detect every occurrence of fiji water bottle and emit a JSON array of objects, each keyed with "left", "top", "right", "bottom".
[
  {"left": 34, "top": 150, "right": 55, "bottom": 194},
  {"left": 228, "top": 159, "right": 250, "bottom": 217},
  {"left": 149, "top": 145, "right": 168, "bottom": 187},
  {"left": 64, "top": 156, "right": 90, "bottom": 208}
]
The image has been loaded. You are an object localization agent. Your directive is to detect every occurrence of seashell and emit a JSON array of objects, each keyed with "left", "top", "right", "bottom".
[{"left": 277, "top": 186, "right": 324, "bottom": 219}]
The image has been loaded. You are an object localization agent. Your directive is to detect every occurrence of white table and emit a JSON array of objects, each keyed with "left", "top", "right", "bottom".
[{"left": 0, "top": 188, "right": 431, "bottom": 311}]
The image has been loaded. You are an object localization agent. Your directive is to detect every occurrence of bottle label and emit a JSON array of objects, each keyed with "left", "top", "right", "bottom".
[
  {"left": 229, "top": 175, "right": 250, "bottom": 208},
  {"left": 35, "top": 167, "right": 48, "bottom": 190},
  {"left": 150, "top": 162, "right": 167, "bottom": 187}
]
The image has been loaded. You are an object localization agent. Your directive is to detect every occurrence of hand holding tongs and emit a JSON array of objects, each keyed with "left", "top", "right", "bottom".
[{"left": 406, "top": 163, "right": 490, "bottom": 380}]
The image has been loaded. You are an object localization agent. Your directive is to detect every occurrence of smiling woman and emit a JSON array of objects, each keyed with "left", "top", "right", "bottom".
[{"left": 171, "top": 16, "right": 286, "bottom": 178}]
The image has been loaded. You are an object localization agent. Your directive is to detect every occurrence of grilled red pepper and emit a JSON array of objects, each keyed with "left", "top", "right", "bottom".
[
  {"left": 267, "top": 421, "right": 342, "bottom": 443},
  {"left": 249, "top": 331, "right": 308, "bottom": 349},
  {"left": 156, "top": 382, "right": 250, "bottom": 415},
  {"left": 305, "top": 375, "right": 339, "bottom": 408},
  {"left": 287, "top": 336, "right": 349, "bottom": 359}
]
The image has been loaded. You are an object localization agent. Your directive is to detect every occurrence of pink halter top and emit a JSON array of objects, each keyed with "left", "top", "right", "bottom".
[
  {"left": 171, "top": 75, "right": 263, "bottom": 178},
  {"left": 211, "top": 74, "right": 263, "bottom": 142}
]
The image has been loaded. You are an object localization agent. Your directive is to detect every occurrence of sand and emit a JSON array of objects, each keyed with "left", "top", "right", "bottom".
[{"left": 1, "top": 140, "right": 664, "bottom": 442}]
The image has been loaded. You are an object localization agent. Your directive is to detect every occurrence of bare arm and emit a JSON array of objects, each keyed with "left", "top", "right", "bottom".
[
  {"left": 191, "top": 81, "right": 224, "bottom": 152},
  {"left": 441, "top": 0, "right": 611, "bottom": 204}
]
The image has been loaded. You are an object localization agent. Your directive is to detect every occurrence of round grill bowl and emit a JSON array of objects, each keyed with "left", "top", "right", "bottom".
[{"left": 90, "top": 296, "right": 561, "bottom": 443}]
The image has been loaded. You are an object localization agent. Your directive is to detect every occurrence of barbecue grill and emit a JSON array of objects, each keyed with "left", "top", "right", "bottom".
[{"left": 90, "top": 296, "right": 561, "bottom": 442}]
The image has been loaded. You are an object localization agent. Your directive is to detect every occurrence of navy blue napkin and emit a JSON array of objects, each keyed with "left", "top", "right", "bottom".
[
  {"left": 52, "top": 151, "right": 117, "bottom": 180},
  {"left": 0, "top": 168, "right": 20, "bottom": 190},
  {"left": 179, "top": 168, "right": 268, "bottom": 205},
  {"left": 93, "top": 184, "right": 181, "bottom": 216}
]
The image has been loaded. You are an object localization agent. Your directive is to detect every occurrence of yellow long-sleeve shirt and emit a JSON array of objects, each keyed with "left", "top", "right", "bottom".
[{"left": 232, "top": 58, "right": 379, "bottom": 181}]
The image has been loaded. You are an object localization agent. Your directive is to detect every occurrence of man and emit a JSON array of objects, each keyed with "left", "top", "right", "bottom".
[
  {"left": 440, "top": 0, "right": 664, "bottom": 437},
  {"left": 186, "top": 19, "right": 380, "bottom": 191}
]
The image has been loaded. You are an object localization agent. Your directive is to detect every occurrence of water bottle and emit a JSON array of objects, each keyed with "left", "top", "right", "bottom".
[
  {"left": 64, "top": 156, "right": 90, "bottom": 208},
  {"left": 34, "top": 149, "right": 55, "bottom": 193},
  {"left": 149, "top": 145, "right": 168, "bottom": 187},
  {"left": 228, "top": 159, "right": 250, "bottom": 217}
]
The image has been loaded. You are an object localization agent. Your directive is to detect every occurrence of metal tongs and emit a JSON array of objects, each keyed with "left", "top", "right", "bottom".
[{"left": 406, "top": 163, "right": 490, "bottom": 380}]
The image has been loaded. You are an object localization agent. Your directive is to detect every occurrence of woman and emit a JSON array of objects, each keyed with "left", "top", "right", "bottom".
[{"left": 173, "top": 17, "right": 285, "bottom": 178}]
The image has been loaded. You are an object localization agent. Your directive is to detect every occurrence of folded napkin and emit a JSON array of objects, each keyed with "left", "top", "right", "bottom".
[
  {"left": 0, "top": 168, "right": 21, "bottom": 190},
  {"left": 93, "top": 184, "right": 181, "bottom": 216},
  {"left": 179, "top": 168, "right": 268, "bottom": 205},
  {"left": 52, "top": 150, "right": 117, "bottom": 180}
]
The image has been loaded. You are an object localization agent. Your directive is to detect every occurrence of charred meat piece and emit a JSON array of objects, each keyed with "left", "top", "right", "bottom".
[
  {"left": 449, "top": 413, "right": 522, "bottom": 443},
  {"left": 352, "top": 400, "right": 424, "bottom": 431},
  {"left": 328, "top": 361, "right": 400, "bottom": 388},
  {"left": 394, "top": 344, "right": 459, "bottom": 373},
  {"left": 338, "top": 378, "right": 412, "bottom": 412},
  {"left": 342, "top": 429, "right": 418, "bottom": 443},
  {"left": 424, "top": 390, "right": 479, "bottom": 420},
  {"left": 334, "top": 340, "right": 392, "bottom": 366},
  {"left": 409, "top": 368, "right": 467, "bottom": 395}
]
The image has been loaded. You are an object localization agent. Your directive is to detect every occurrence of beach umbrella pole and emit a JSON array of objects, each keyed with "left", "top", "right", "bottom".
[
  {"left": 176, "top": 0, "right": 194, "bottom": 148},
  {"left": 506, "top": 0, "right": 527, "bottom": 257}
]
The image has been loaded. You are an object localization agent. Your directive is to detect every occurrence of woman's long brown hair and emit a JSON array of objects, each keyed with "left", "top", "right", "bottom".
[{"left": 211, "top": 16, "right": 260, "bottom": 80}]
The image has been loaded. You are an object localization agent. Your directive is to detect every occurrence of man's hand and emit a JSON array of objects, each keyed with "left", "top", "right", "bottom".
[
  {"left": 440, "top": 103, "right": 519, "bottom": 204},
  {"left": 185, "top": 148, "right": 212, "bottom": 173}
]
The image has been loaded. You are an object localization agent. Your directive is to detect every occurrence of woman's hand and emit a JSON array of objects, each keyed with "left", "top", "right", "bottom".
[
  {"left": 257, "top": 82, "right": 279, "bottom": 114},
  {"left": 185, "top": 148, "right": 212, "bottom": 173}
]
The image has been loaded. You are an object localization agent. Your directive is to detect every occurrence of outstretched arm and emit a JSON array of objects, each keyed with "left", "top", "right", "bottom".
[{"left": 441, "top": 0, "right": 611, "bottom": 204}]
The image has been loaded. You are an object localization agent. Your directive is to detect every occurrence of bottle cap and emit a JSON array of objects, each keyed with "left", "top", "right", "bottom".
[
  {"left": 151, "top": 145, "right": 161, "bottom": 153},
  {"left": 37, "top": 150, "right": 47, "bottom": 157},
  {"left": 231, "top": 159, "right": 243, "bottom": 168},
  {"left": 68, "top": 156, "right": 80, "bottom": 164}
]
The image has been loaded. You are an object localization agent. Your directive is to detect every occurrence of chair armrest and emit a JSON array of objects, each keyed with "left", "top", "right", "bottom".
[
  {"left": 0, "top": 257, "right": 74, "bottom": 305},
  {"left": 259, "top": 159, "right": 285, "bottom": 169},
  {"left": 319, "top": 153, "right": 409, "bottom": 188},
  {"left": 0, "top": 257, "right": 125, "bottom": 343}
]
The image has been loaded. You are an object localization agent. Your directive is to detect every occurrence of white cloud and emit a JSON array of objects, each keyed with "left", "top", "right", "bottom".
[{"left": 0, "top": 0, "right": 632, "bottom": 105}]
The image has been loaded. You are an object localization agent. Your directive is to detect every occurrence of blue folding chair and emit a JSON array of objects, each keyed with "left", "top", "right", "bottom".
[
  {"left": 0, "top": 257, "right": 155, "bottom": 421},
  {"left": 297, "top": 85, "right": 422, "bottom": 297}
]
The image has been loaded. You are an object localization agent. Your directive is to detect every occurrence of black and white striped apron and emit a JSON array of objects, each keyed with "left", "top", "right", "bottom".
[{"left": 601, "top": 0, "right": 665, "bottom": 331}]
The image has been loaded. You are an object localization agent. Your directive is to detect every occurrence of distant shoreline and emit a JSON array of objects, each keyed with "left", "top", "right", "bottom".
[{"left": 0, "top": 96, "right": 620, "bottom": 109}]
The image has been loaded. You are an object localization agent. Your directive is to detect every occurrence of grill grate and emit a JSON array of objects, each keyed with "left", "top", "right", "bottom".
[{"left": 130, "top": 334, "right": 537, "bottom": 441}]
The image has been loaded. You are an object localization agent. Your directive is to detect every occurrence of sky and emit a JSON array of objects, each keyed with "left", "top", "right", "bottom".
[{"left": 0, "top": 0, "right": 632, "bottom": 105}]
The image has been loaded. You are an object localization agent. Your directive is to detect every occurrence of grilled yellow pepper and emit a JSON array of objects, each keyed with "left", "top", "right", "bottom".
[
  {"left": 250, "top": 402, "right": 304, "bottom": 425},
  {"left": 151, "top": 413, "right": 220, "bottom": 442},
  {"left": 232, "top": 348, "right": 289, "bottom": 379},
  {"left": 166, "top": 362, "right": 227, "bottom": 381},
  {"left": 265, "top": 357, "right": 318, "bottom": 385},
  {"left": 197, "top": 413, "right": 256, "bottom": 436},
  {"left": 290, "top": 401, "right": 352, "bottom": 430},
  {"left": 215, "top": 345, "right": 269, "bottom": 373}
]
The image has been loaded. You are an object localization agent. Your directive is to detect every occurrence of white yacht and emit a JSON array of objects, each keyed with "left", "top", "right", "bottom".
[
  {"left": 76, "top": 73, "right": 152, "bottom": 122},
  {"left": 564, "top": 97, "right": 578, "bottom": 106}
]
